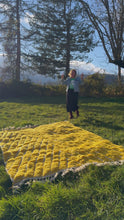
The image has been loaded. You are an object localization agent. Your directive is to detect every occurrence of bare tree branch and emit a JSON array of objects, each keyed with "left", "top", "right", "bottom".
[{"left": 78, "top": 0, "right": 124, "bottom": 80}]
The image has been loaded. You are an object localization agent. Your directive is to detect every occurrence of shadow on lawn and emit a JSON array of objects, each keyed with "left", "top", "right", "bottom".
[
  {"left": 79, "top": 97, "right": 124, "bottom": 104},
  {"left": 1, "top": 96, "right": 124, "bottom": 106},
  {"left": 83, "top": 116, "right": 123, "bottom": 131},
  {"left": 81, "top": 105, "right": 124, "bottom": 118},
  {"left": 1, "top": 96, "right": 66, "bottom": 105}
]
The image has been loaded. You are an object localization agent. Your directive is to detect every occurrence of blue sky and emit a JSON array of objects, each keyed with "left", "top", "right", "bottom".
[{"left": 88, "top": 46, "right": 120, "bottom": 75}]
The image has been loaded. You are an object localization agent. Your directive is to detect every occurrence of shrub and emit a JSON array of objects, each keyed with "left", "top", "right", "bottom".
[
  {"left": 0, "top": 81, "right": 33, "bottom": 98},
  {"left": 0, "top": 81, "right": 65, "bottom": 98},
  {"left": 0, "top": 76, "right": 123, "bottom": 98},
  {"left": 80, "top": 73, "right": 105, "bottom": 97},
  {"left": 104, "top": 83, "right": 124, "bottom": 97}
]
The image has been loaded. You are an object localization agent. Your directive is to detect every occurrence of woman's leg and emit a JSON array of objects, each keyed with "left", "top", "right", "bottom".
[
  {"left": 66, "top": 89, "right": 74, "bottom": 119},
  {"left": 73, "top": 92, "right": 79, "bottom": 117}
]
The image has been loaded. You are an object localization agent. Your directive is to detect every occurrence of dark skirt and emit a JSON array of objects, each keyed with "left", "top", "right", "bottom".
[{"left": 66, "top": 89, "right": 79, "bottom": 112}]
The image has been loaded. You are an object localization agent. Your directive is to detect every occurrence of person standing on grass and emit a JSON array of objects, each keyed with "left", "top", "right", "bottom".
[{"left": 61, "top": 69, "right": 84, "bottom": 119}]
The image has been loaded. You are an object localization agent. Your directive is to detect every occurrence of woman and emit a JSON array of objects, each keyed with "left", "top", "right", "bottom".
[{"left": 61, "top": 69, "right": 84, "bottom": 119}]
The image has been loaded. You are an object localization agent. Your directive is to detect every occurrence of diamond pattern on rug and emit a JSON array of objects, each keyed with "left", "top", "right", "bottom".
[{"left": 0, "top": 121, "right": 124, "bottom": 185}]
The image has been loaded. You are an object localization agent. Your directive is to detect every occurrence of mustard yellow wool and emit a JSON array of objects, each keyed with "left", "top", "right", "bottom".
[{"left": 0, "top": 121, "right": 124, "bottom": 185}]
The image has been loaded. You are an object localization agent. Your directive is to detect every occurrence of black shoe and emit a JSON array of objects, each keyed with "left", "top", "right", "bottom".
[
  {"left": 69, "top": 112, "right": 74, "bottom": 119},
  {"left": 70, "top": 115, "right": 74, "bottom": 119}
]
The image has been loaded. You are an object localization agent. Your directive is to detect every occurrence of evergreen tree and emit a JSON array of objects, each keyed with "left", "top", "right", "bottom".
[
  {"left": 0, "top": 2, "right": 15, "bottom": 80},
  {"left": 26, "top": 0, "right": 96, "bottom": 77},
  {"left": 0, "top": 1, "right": 20, "bottom": 80},
  {"left": 0, "top": 0, "right": 35, "bottom": 81}
]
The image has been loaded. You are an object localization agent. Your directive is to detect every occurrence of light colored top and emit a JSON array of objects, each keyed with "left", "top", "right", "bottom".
[{"left": 61, "top": 76, "right": 82, "bottom": 92}]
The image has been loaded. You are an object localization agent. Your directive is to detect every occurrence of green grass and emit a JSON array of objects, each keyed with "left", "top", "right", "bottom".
[
  {"left": 0, "top": 96, "right": 124, "bottom": 145},
  {"left": 0, "top": 96, "right": 67, "bottom": 128},
  {"left": 1, "top": 165, "right": 124, "bottom": 220},
  {"left": 0, "top": 96, "right": 124, "bottom": 219},
  {"left": 77, "top": 97, "right": 124, "bottom": 146}
]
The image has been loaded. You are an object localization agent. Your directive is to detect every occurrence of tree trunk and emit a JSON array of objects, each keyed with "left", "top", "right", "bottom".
[
  {"left": 65, "top": 21, "right": 70, "bottom": 78},
  {"left": 16, "top": 0, "right": 21, "bottom": 81},
  {"left": 118, "top": 66, "right": 121, "bottom": 83}
]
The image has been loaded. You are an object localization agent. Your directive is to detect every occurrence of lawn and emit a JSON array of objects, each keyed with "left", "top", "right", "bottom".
[
  {"left": 0, "top": 96, "right": 123, "bottom": 146},
  {"left": 0, "top": 96, "right": 124, "bottom": 220}
]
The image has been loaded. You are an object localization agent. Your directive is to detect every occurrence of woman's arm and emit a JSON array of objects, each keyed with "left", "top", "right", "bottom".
[{"left": 61, "top": 75, "right": 70, "bottom": 85}]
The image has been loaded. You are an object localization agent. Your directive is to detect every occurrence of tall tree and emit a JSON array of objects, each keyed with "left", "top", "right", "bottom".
[
  {"left": 0, "top": 0, "right": 35, "bottom": 81},
  {"left": 0, "top": 2, "right": 17, "bottom": 80},
  {"left": 16, "top": 0, "right": 21, "bottom": 81},
  {"left": 26, "top": 0, "right": 96, "bottom": 77},
  {"left": 78, "top": 0, "right": 124, "bottom": 81},
  {"left": 0, "top": 1, "right": 21, "bottom": 81}
]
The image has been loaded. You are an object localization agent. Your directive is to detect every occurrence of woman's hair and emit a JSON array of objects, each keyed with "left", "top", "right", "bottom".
[{"left": 68, "top": 69, "right": 77, "bottom": 77}]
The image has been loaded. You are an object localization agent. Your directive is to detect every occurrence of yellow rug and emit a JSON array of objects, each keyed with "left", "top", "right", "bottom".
[{"left": 0, "top": 121, "right": 124, "bottom": 186}]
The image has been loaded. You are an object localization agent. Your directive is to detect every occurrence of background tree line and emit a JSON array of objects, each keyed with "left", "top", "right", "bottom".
[{"left": 0, "top": 0, "right": 123, "bottom": 82}]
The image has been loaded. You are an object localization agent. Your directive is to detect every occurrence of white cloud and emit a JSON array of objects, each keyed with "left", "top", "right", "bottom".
[
  {"left": 21, "top": 71, "right": 59, "bottom": 85},
  {"left": 70, "top": 60, "right": 124, "bottom": 76},
  {"left": 70, "top": 60, "right": 106, "bottom": 75}
]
